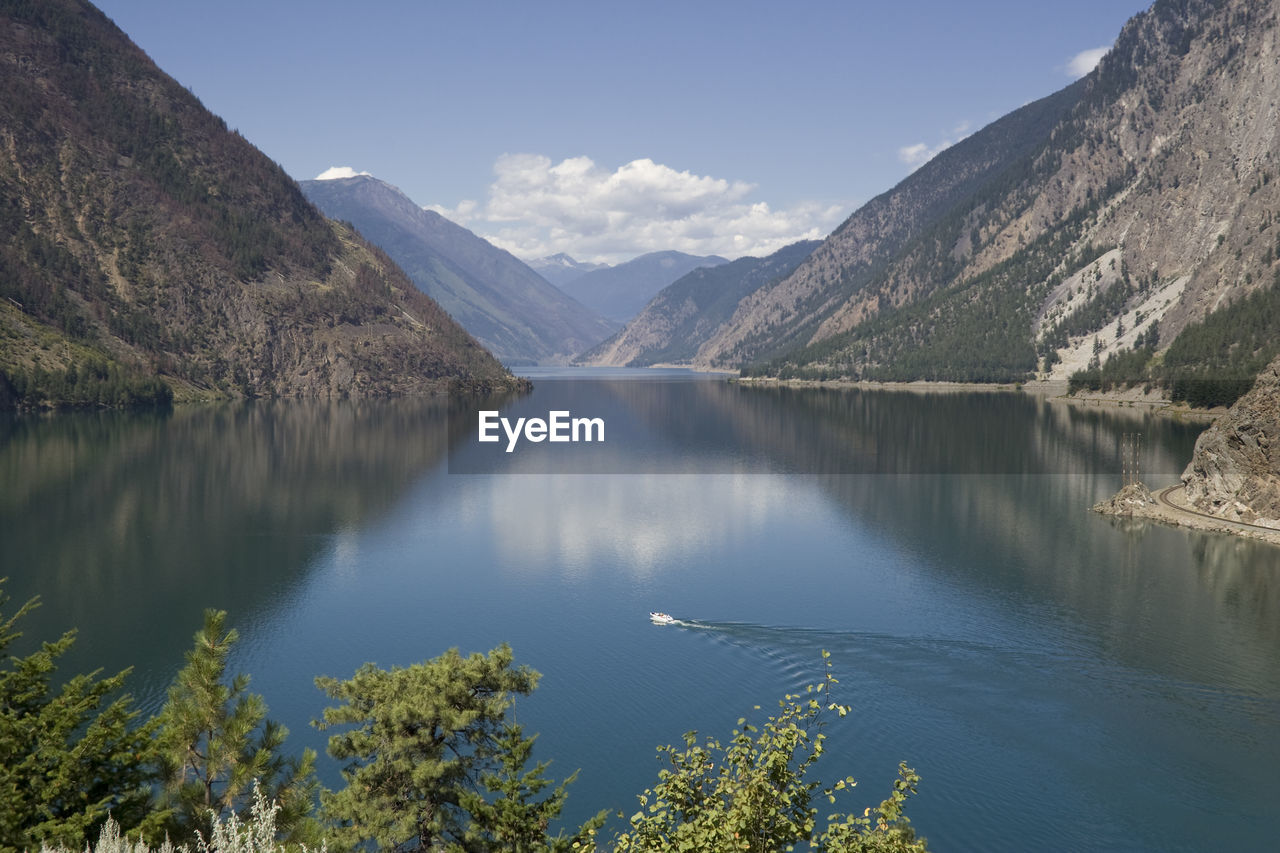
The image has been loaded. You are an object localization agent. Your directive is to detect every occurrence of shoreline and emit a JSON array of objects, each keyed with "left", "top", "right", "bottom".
[
  {"left": 729, "top": 375, "right": 1222, "bottom": 419},
  {"left": 1107, "top": 484, "right": 1280, "bottom": 548}
]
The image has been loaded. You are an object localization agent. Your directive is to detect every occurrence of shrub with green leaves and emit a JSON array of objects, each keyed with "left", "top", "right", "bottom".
[{"left": 608, "top": 653, "right": 927, "bottom": 853}]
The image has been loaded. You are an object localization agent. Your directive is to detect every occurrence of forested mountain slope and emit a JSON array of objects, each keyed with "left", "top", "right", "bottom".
[
  {"left": 718, "top": 0, "right": 1280, "bottom": 405},
  {"left": 0, "top": 0, "right": 518, "bottom": 407},
  {"left": 301, "top": 176, "right": 616, "bottom": 365}
]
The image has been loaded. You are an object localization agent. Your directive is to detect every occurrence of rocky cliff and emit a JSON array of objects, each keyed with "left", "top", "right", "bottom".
[{"left": 1182, "top": 355, "right": 1280, "bottom": 527}]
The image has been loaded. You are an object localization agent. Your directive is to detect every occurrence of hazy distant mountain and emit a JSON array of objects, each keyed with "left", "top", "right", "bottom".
[
  {"left": 301, "top": 176, "right": 617, "bottom": 364},
  {"left": 716, "top": 0, "right": 1280, "bottom": 406},
  {"left": 527, "top": 253, "right": 610, "bottom": 289},
  {"left": 556, "top": 251, "right": 729, "bottom": 323},
  {"left": 579, "top": 241, "right": 820, "bottom": 367},
  {"left": 0, "top": 0, "right": 518, "bottom": 407}
]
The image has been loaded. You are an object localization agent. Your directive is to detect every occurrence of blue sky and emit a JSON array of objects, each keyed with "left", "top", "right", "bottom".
[{"left": 94, "top": 0, "right": 1152, "bottom": 263}]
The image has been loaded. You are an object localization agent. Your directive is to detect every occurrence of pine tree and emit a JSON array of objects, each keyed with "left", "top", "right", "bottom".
[
  {"left": 459, "top": 722, "right": 606, "bottom": 853},
  {"left": 152, "top": 609, "right": 318, "bottom": 844},
  {"left": 0, "top": 583, "right": 157, "bottom": 853},
  {"left": 314, "top": 644, "right": 596, "bottom": 852}
]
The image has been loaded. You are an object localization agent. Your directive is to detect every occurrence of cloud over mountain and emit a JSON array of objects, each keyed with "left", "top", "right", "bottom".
[
  {"left": 427, "top": 154, "right": 846, "bottom": 264},
  {"left": 1066, "top": 46, "right": 1110, "bottom": 77},
  {"left": 898, "top": 121, "right": 972, "bottom": 168}
]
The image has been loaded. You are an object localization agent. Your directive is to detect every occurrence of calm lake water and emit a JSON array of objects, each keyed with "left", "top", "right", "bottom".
[{"left": 4, "top": 369, "right": 1280, "bottom": 851}]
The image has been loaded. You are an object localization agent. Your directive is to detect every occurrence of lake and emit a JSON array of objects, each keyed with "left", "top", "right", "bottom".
[{"left": 3, "top": 369, "right": 1279, "bottom": 851}]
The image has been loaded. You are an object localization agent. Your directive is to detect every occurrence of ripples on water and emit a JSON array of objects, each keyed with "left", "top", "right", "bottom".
[{"left": 629, "top": 612, "right": 1279, "bottom": 851}]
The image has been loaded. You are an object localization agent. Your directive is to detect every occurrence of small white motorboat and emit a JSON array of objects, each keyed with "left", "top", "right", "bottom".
[{"left": 649, "top": 611, "right": 677, "bottom": 625}]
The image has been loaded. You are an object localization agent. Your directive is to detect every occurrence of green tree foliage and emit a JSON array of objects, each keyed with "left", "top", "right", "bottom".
[
  {"left": 4, "top": 598, "right": 930, "bottom": 852},
  {"left": 1, "top": 359, "right": 173, "bottom": 410},
  {"left": 1159, "top": 277, "right": 1280, "bottom": 408},
  {"left": 1067, "top": 277, "right": 1280, "bottom": 407},
  {"left": 1067, "top": 324, "right": 1161, "bottom": 395},
  {"left": 314, "top": 644, "right": 595, "bottom": 853},
  {"left": 153, "top": 610, "right": 318, "bottom": 844},
  {"left": 607, "top": 654, "right": 926, "bottom": 853},
  {"left": 189, "top": 781, "right": 327, "bottom": 853},
  {"left": 458, "top": 723, "right": 607, "bottom": 853},
  {"left": 0, "top": 583, "right": 157, "bottom": 853},
  {"left": 1039, "top": 271, "right": 1150, "bottom": 356}
]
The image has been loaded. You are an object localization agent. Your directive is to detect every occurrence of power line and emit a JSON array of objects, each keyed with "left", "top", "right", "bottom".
[{"left": 1121, "top": 432, "right": 1142, "bottom": 486}]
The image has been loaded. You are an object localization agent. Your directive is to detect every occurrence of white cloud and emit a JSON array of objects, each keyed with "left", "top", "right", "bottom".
[
  {"left": 1066, "top": 46, "right": 1109, "bottom": 78},
  {"left": 898, "top": 121, "right": 972, "bottom": 168},
  {"left": 897, "top": 143, "right": 933, "bottom": 167},
  {"left": 426, "top": 154, "right": 848, "bottom": 264},
  {"left": 314, "top": 165, "right": 371, "bottom": 180}
]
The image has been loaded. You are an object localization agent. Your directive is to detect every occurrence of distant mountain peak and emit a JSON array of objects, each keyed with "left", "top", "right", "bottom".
[
  {"left": 553, "top": 251, "right": 730, "bottom": 324},
  {"left": 529, "top": 252, "right": 607, "bottom": 269},
  {"left": 526, "top": 253, "right": 611, "bottom": 289},
  {"left": 579, "top": 241, "right": 819, "bottom": 367},
  {"left": 314, "top": 166, "right": 372, "bottom": 180}
]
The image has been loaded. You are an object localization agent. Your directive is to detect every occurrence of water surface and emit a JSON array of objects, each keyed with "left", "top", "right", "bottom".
[{"left": 3, "top": 375, "right": 1277, "bottom": 851}]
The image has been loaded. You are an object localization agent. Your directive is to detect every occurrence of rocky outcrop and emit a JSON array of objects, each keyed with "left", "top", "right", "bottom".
[
  {"left": 1182, "top": 356, "right": 1280, "bottom": 528},
  {"left": 1092, "top": 482, "right": 1158, "bottom": 517}
]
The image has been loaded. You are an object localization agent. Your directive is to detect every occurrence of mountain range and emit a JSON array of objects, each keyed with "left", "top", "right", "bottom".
[
  {"left": 553, "top": 250, "right": 729, "bottom": 323},
  {"left": 8, "top": 0, "right": 1280, "bottom": 414},
  {"left": 526, "top": 253, "right": 610, "bottom": 289},
  {"left": 578, "top": 241, "right": 820, "bottom": 367},
  {"left": 0, "top": 0, "right": 519, "bottom": 407},
  {"left": 301, "top": 176, "right": 616, "bottom": 365}
]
